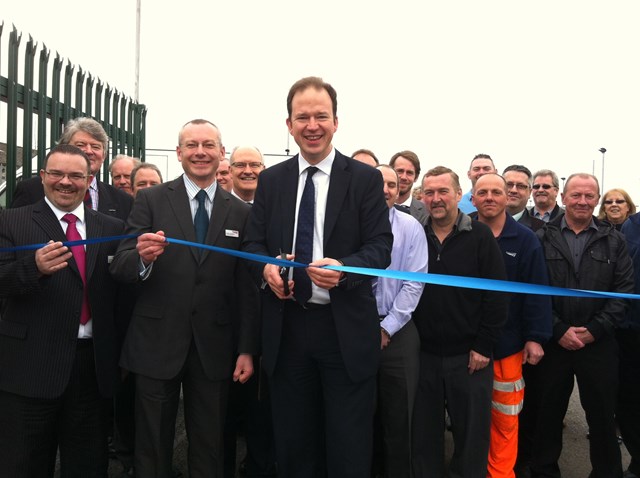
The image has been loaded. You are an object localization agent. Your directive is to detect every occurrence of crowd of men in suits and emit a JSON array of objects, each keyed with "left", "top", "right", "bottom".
[{"left": 0, "top": 76, "right": 638, "bottom": 478}]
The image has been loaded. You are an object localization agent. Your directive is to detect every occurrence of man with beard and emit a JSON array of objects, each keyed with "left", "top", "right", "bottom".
[
  {"left": 528, "top": 169, "right": 563, "bottom": 223},
  {"left": 412, "top": 166, "right": 508, "bottom": 478},
  {"left": 0, "top": 145, "right": 124, "bottom": 476},
  {"left": 389, "top": 150, "right": 428, "bottom": 225}
]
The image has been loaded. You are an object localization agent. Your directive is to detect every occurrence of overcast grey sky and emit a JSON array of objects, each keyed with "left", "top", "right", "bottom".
[{"left": 3, "top": 1, "right": 640, "bottom": 201}]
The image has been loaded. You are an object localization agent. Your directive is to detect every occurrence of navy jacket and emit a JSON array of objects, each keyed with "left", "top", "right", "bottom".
[{"left": 494, "top": 214, "right": 552, "bottom": 359}]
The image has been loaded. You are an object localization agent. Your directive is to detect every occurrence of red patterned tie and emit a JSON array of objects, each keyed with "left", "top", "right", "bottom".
[
  {"left": 84, "top": 189, "right": 93, "bottom": 210},
  {"left": 62, "top": 214, "right": 91, "bottom": 325}
]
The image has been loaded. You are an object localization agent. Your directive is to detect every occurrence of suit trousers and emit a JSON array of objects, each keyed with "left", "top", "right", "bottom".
[
  {"left": 376, "top": 319, "right": 420, "bottom": 478},
  {"left": 531, "top": 337, "right": 621, "bottom": 478},
  {"left": 135, "top": 340, "right": 229, "bottom": 478},
  {"left": 114, "top": 372, "right": 136, "bottom": 471},
  {"left": 0, "top": 339, "right": 109, "bottom": 478},
  {"left": 270, "top": 302, "right": 377, "bottom": 478},
  {"left": 412, "top": 351, "right": 493, "bottom": 478},
  {"left": 617, "top": 328, "right": 640, "bottom": 475}
]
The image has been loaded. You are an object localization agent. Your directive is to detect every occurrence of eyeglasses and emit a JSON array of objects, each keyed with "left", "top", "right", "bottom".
[
  {"left": 506, "top": 182, "right": 530, "bottom": 191},
  {"left": 604, "top": 199, "right": 626, "bottom": 205},
  {"left": 43, "top": 170, "right": 89, "bottom": 182},
  {"left": 231, "top": 162, "right": 263, "bottom": 170},
  {"left": 532, "top": 184, "right": 555, "bottom": 190}
]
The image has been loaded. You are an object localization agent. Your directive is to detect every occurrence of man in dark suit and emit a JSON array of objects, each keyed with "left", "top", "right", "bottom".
[
  {"left": 0, "top": 144, "right": 124, "bottom": 476},
  {"left": 243, "top": 76, "right": 393, "bottom": 477},
  {"left": 11, "top": 117, "right": 133, "bottom": 221},
  {"left": 390, "top": 150, "right": 429, "bottom": 226},
  {"left": 503, "top": 165, "right": 546, "bottom": 232},
  {"left": 110, "top": 119, "right": 259, "bottom": 477}
]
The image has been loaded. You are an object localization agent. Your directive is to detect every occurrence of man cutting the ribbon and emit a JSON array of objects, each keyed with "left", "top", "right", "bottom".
[{"left": 243, "top": 76, "right": 392, "bottom": 477}]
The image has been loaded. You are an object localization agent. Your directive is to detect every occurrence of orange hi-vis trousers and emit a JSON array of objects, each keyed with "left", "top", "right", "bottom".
[{"left": 487, "top": 351, "right": 525, "bottom": 478}]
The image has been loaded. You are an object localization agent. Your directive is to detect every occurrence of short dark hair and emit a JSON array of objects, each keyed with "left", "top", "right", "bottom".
[
  {"left": 287, "top": 77, "right": 338, "bottom": 119},
  {"left": 351, "top": 148, "right": 379, "bottom": 165},
  {"left": 389, "top": 150, "right": 421, "bottom": 178},
  {"left": 503, "top": 164, "right": 533, "bottom": 187},
  {"left": 422, "top": 166, "right": 461, "bottom": 191},
  {"left": 43, "top": 144, "right": 91, "bottom": 173},
  {"left": 469, "top": 153, "right": 495, "bottom": 170},
  {"left": 131, "top": 162, "right": 163, "bottom": 186},
  {"left": 178, "top": 119, "right": 220, "bottom": 146}
]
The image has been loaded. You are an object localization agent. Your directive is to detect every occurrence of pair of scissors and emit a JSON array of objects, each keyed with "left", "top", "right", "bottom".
[{"left": 279, "top": 249, "right": 290, "bottom": 296}]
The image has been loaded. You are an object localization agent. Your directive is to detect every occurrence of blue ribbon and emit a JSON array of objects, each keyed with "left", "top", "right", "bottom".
[
  {"left": 2, "top": 234, "right": 639, "bottom": 300},
  {"left": 0, "top": 234, "right": 138, "bottom": 253}
]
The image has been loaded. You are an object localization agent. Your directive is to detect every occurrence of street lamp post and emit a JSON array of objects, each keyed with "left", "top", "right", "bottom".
[{"left": 599, "top": 148, "right": 606, "bottom": 193}]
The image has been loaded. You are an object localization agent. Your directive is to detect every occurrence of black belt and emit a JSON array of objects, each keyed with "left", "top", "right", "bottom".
[{"left": 286, "top": 301, "right": 331, "bottom": 311}]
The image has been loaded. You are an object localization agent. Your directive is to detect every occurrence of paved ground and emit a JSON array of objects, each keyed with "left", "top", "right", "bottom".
[{"left": 55, "top": 380, "right": 630, "bottom": 477}]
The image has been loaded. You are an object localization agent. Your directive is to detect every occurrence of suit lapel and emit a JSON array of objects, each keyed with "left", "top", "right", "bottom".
[
  {"left": 324, "top": 152, "right": 350, "bottom": 247},
  {"left": 32, "top": 200, "right": 67, "bottom": 243},
  {"left": 31, "top": 200, "right": 81, "bottom": 278},
  {"left": 282, "top": 157, "right": 300, "bottom": 252},
  {"left": 85, "top": 208, "right": 100, "bottom": 281},
  {"left": 203, "top": 187, "right": 231, "bottom": 262},
  {"left": 167, "top": 178, "right": 200, "bottom": 263}
]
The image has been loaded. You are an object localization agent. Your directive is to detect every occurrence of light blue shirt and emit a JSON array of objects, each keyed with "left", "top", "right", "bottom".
[
  {"left": 373, "top": 207, "right": 429, "bottom": 336},
  {"left": 458, "top": 190, "right": 476, "bottom": 214}
]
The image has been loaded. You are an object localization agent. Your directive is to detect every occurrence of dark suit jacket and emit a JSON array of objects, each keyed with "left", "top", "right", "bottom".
[
  {"left": 109, "top": 176, "right": 259, "bottom": 381},
  {"left": 517, "top": 210, "right": 545, "bottom": 232},
  {"left": 242, "top": 151, "right": 393, "bottom": 382},
  {"left": 410, "top": 197, "right": 429, "bottom": 226},
  {"left": 12, "top": 176, "right": 133, "bottom": 222},
  {"left": 0, "top": 201, "right": 124, "bottom": 399}
]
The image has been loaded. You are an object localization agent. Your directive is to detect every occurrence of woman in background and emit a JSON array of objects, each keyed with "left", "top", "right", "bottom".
[{"left": 598, "top": 188, "right": 636, "bottom": 229}]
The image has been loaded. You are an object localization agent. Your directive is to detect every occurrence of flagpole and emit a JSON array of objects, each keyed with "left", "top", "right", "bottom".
[{"left": 135, "top": 0, "right": 141, "bottom": 103}]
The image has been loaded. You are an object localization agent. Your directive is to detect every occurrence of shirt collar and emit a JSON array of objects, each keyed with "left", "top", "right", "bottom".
[
  {"left": 560, "top": 215, "right": 598, "bottom": 233},
  {"left": 511, "top": 209, "right": 525, "bottom": 221},
  {"left": 298, "top": 148, "right": 335, "bottom": 177},
  {"left": 44, "top": 197, "right": 86, "bottom": 224},
  {"left": 399, "top": 195, "right": 412, "bottom": 207},
  {"left": 183, "top": 174, "right": 217, "bottom": 202}
]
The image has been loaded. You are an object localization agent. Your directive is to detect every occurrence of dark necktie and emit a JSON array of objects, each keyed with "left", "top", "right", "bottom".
[
  {"left": 293, "top": 167, "right": 319, "bottom": 305},
  {"left": 62, "top": 213, "right": 91, "bottom": 325},
  {"left": 84, "top": 189, "right": 93, "bottom": 210},
  {"left": 194, "top": 189, "right": 210, "bottom": 244},
  {"left": 395, "top": 204, "right": 411, "bottom": 215}
]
